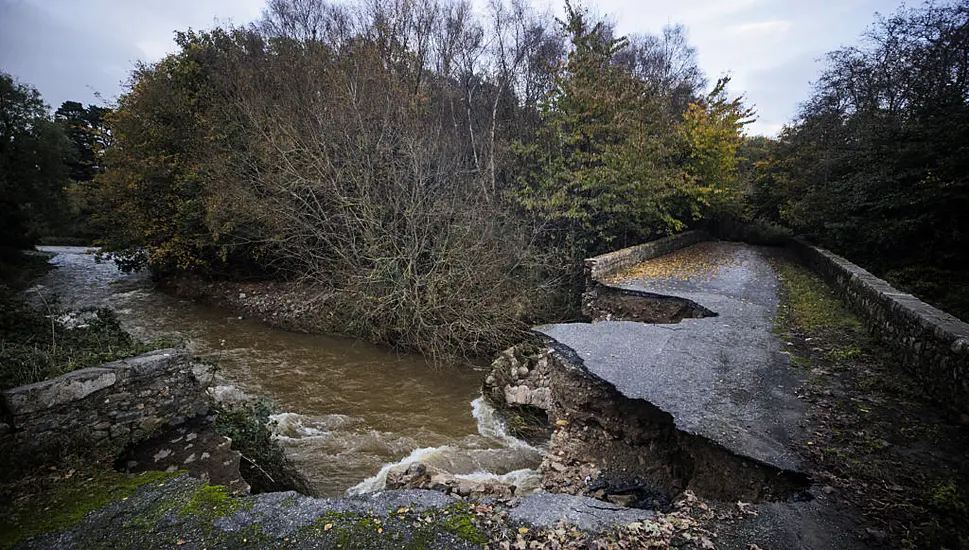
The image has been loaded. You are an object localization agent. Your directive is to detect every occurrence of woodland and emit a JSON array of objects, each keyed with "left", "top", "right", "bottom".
[{"left": 2, "top": 0, "right": 967, "bottom": 358}]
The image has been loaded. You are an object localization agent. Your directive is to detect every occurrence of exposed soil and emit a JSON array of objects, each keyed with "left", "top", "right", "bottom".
[
  {"left": 769, "top": 252, "right": 969, "bottom": 549},
  {"left": 582, "top": 284, "right": 716, "bottom": 323},
  {"left": 484, "top": 343, "right": 810, "bottom": 508},
  {"left": 159, "top": 275, "right": 334, "bottom": 335}
]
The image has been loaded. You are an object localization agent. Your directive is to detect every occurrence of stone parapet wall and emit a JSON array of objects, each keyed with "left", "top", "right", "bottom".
[
  {"left": 791, "top": 239, "right": 969, "bottom": 412},
  {"left": 0, "top": 348, "right": 213, "bottom": 462},
  {"left": 584, "top": 231, "right": 711, "bottom": 282}
]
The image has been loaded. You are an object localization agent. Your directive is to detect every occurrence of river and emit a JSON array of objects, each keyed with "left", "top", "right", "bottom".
[{"left": 32, "top": 246, "right": 542, "bottom": 496}]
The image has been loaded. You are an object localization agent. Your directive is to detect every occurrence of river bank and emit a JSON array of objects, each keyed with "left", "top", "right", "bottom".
[
  {"left": 159, "top": 275, "right": 337, "bottom": 338},
  {"left": 6, "top": 243, "right": 968, "bottom": 549},
  {"left": 7, "top": 247, "right": 544, "bottom": 498},
  {"left": 4, "top": 469, "right": 729, "bottom": 550}
]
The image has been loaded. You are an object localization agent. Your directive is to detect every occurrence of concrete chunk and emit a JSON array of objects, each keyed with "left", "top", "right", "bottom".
[
  {"left": 3, "top": 368, "right": 117, "bottom": 415},
  {"left": 121, "top": 348, "right": 182, "bottom": 377},
  {"left": 511, "top": 492, "right": 655, "bottom": 531}
]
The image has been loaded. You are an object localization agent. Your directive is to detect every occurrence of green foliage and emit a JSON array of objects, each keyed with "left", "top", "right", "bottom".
[
  {"left": 45, "top": 101, "right": 112, "bottom": 244},
  {"left": 0, "top": 73, "right": 74, "bottom": 249},
  {"left": 748, "top": 1, "right": 969, "bottom": 319},
  {"left": 515, "top": 3, "right": 681, "bottom": 255},
  {"left": 54, "top": 101, "right": 109, "bottom": 184},
  {"left": 927, "top": 480, "right": 968, "bottom": 517},
  {"left": 514, "top": 4, "right": 750, "bottom": 258},
  {"left": 85, "top": 2, "right": 752, "bottom": 358},
  {"left": 86, "top": 32, "right": 232, "bottom": 273},
  {"left": 0, "top": 300, "right": 177, "bottom": 390},
  {"left": 0, "top": 250, "right": 175, "bottom": 389},
  {"left": 212, "top": 397, "right": 313, "bottom": 495}
]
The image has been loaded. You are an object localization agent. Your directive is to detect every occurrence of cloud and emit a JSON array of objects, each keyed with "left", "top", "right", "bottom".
[
  {"left": 0, "top": 0, "right": 264, "bottom": 108},
  {"left": 1, "top": 0, "right": 909, "bottom": 137},
  {"left": 676, "top": 0, "right": 768, "bottom": 23},
  {"left": 136, "top": 40, "right": 173, "bottom": 61},
  {"left": 0, "top": 0, "right": 142, "bottom": 108},
  {"left": 726, "top": 20, "right": 793, "bottom": 37}
]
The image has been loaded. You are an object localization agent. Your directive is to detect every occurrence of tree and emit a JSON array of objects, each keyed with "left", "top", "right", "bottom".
[
  {"left": 616, "top": 24, "right": 705, "bottom": 114},
  {"left": 754, "top": 0, "right": 969, "bottom": 318},
  {"left": 0, "top": 73, "right": 73, "bottom": 249},
  {"left": 514, "top": 2, "right": 741, "bottom": 256},
  {"left": 680, "top": 77, "right": 754, "bottom": 219},
  {"left": 55, "top": 101, "right": 109, "bottom": 183}
]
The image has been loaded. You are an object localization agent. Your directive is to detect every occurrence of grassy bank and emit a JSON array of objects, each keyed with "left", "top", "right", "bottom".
[
  {"left": 0, "top": 250, "right": 176, "bottom": 390},
  {"left": 772, "top": 255, "right": 969, "bottom": 549},
  {"left": 0, "top": 468, "right": 176, "bottom": 550}
]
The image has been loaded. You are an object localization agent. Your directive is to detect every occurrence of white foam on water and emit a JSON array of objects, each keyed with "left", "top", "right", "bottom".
[
  {"left": 346, "top": 395, "right": 542, "bottom": 495},
  {"left": 347, "top": 445, "right": 450, "bottom": 495},
  {"left": 470, "top": 395, "right": 539, "bottom": 451},
  {"left": 270, "top": 412, "right": 364, "bottom": 439}
]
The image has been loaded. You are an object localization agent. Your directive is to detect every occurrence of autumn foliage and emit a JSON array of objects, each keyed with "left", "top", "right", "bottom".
[{"left": 86, "top": 0, "right": 752, "bottom": 356}]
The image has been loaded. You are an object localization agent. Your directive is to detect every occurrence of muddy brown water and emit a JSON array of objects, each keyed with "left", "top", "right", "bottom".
[{"left": 32, "top": 247, "right": 542, "bottom": 496}]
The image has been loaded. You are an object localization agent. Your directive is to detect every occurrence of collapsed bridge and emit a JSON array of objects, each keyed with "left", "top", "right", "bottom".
[{"left": 487, "top": 234, "right": 810, "bottom": 503}]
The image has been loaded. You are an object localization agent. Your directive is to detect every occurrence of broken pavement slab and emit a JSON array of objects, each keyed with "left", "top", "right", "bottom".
[
  {"left": 508, "top": 492, "right": 654, "bottom": 532},
  {"left": 537, "top": 241, "right": 807, "bottom": 474}
]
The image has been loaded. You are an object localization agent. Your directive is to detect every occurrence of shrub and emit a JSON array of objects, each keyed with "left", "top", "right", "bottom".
[
  {"left": 0, "top": 298, "right": 176, "bottom": 390},
  {"left": 211, "top": 398, "right": 313, "bottom": 496}
]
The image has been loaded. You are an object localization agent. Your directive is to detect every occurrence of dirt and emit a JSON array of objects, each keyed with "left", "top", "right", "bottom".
[
  {"left": 159, "top": 275, "right": 336, "bottom": 335},
  {"left": 485, "top": 344, "right": 810, "bottom": 507},
  {"left": 582, "top": 284, "right": 716, "bottom": 323},
  {"left": 769, "top": 252, "right": 969, "bottom": 549}
]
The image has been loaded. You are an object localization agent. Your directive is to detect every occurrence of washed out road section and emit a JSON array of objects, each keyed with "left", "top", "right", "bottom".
[{"left": 537, "top": 241, "right": 806, "bottom": 472}]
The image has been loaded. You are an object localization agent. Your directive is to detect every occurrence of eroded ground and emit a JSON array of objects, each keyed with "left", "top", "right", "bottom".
[
  {"left": 6, "top": 242, "right": 968, "bottom": 549},
  {"left": 542, "top": 242, "right": 807, "bottom": 474},
  {"left": 485, "top": 241, "right": 969, "bottom": 549}
]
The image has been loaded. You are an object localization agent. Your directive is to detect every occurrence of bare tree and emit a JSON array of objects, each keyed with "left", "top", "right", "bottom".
[{"left": 617, "top": 24, "right": 706, "bottom": 113}]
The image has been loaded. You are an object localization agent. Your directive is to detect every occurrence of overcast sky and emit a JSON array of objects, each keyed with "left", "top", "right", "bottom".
[{"left": 0, "top": 0, "right": 905, "bottom": 136}]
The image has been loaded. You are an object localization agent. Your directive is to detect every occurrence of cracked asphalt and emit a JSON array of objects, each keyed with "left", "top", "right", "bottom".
[{"left": 537, "top": 241, "right": 806, "bottom": 473}]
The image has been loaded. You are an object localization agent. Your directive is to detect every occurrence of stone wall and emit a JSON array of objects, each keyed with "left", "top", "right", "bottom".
[
  {"left": 791, "top": 239, "right": 969, "bottom": 412},
  {"left": 0, "top": 348, "right": 213, "bottom": 462},
  {"left": 584, "top": 231, "right": 710, "bottom": 282}
]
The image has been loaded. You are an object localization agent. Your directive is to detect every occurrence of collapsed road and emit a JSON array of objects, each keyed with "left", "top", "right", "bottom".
[{"left": 483, "top": 238, "right": 868, "bottom": 549}]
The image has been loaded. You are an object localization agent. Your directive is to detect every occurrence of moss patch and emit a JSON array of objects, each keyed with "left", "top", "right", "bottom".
[
  {"left": 0, "top": 469, "right": 176, "bottom": 550},
  {"left": 438, "top": 504, "right": 488, "bottom": 545},
  {"left": 178, "top": 483, "right": 249, "bottom": 520},
  {"left": 772, "top": 259, "right": 864, "bottom": 335},
  {"left": 770, "top": 253, "right": 969, "bottom": 549},
  {"left": 291, "top": 503, "right": 490, "bottom": 549}
]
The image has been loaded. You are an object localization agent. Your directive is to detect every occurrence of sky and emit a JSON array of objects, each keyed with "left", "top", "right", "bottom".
[{"left": 0, "top": 0, "right": 906, "bottom": 136}]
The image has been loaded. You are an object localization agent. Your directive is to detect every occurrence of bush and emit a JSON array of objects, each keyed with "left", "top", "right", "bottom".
[
  {"left": 0, "top": 251, "right": 177, "bottom": 390},
  {"left": 705, "top": 214, "right": 793, "bottom": 246},
  {"left": 0, "top": 300, "right": 176, "bottom": 390},
  {"left": 211, "top": 398, "right": 313, "bottom": 495}
]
